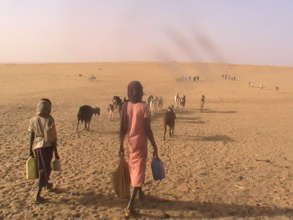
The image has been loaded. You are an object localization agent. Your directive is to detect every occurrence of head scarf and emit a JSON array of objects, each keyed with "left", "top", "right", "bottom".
[
  {"left": 127, "top": 81, "right": 143, "bottom": 103},
  {"left": 36, "top": 98, "right": 52, "bottom": 117}
]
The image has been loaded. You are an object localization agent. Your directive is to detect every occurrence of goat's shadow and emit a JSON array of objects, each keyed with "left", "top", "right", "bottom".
[
  {"left": 175, "top": 110, "right": 196, "bottom": 115},
  {"left": 176, "top": 116, "right": 205, "bottom": 124},
  {"left": 176, "top": 135, "right": 235, "bottom": 144},
  {"left": 202, "top": 109, "right": 238, "bottom": 114},
  {"left": 188, "top": 120, "right": 205, "bottom": 124},
  {"left": 151, "top": 108, "right": 197, "bottom": 121},
  {"left": 97, "top": 130, "right": 119, "bottom": 135},
  {"left": 52, "top": 191, "right": 293, "bottom": 219},
  {"left": 178, "top": 120, "right": 206, "bottom": 124},
  {"left": 176, "top": 116, "right": 200, "bottom": 121},
  {"left": 151, "top": 111, "right": 166, "bottom": 120},
  {"left": 75, "top": 128, "right": 119, "bottom": 137}
]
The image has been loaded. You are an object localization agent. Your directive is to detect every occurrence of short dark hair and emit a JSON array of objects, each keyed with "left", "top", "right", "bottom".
[{"left": 40, "top": 98, "right": 52, "bottom": 105}]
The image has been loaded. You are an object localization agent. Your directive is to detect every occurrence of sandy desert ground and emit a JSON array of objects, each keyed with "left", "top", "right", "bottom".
[{"left": 0, "top": 62, "right": 292, "bottom": 220}]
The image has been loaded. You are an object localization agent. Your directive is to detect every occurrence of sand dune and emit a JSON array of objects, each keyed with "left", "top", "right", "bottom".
[{"left": 0, "top": 62, "right": 292, "bottom": 219}]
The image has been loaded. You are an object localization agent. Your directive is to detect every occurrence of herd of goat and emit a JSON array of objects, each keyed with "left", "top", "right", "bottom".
[
  {"left": 76, "top": 94, "right": 186, "bottom": 140},
  {"left": 75, "top": 74, "right": 279, "bottom": 138}
]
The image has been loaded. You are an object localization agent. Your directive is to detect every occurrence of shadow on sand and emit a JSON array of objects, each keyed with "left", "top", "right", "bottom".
[
  {"left": 203, "top": 109, "right": 237, "bottom": 114},
  {"left": 97, "top": 130, "right": 119, "bottom": 135},
  {"left": 178, "top": 120, "right": 206, "bottom": 124},
  {"left": 139, "top": 195, "right": 293, "bottom": 219},
  {"left": 175, "top": 110, "right": 196, "bottom": 115},
  {"left": 54, "top": 191, "right": 293, "bottom": 219},
  {"left": 151, "top": 109, "right": 194, "bottom": 120},
  {"left": 176, "top": 116, "right": 200, "bottom": 121},
  {"left": 75, "top": 129, "right": 119, "bottom": 137},
  {"left": 198, "top": 135, "right": 235, "bottom": 143},
  {"left": 177, "top": 135, "right": 235, "bottom": 144},
  {"left": 176, "top": 116, "right": 205, "bottom": 124},
  {"left": 151, "top": 111, "right": 166, "bottom": 121}
]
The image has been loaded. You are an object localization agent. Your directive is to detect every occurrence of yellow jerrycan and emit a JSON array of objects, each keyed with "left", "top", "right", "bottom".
[{"left": 26, "top": 156, "right": 38, "bottom": 179}]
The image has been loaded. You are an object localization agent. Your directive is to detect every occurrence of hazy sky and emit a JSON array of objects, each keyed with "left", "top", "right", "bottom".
[{"left": 1, "top": 0, "right": 293, "bottom": 65}]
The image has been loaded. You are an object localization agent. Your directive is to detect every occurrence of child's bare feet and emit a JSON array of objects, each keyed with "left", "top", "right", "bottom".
[
  {"left": 124, "top": 208, "right": 139, "bottom": 217},
  {"left": 35, "top": 195, "right": 45, "bottom": 204},
  {"left": 46, "top": 182, "right": 53, "bottom": 190}
]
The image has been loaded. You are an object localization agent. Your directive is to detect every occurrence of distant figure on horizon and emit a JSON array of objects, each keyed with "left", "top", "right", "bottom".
[
  {"left": 175, "top": 93, "right": 180, "bottom": 108},
  {"left": 28, "top": 98, "right": 60, "bottom": 203},
  {"left": 200, "top": 95, "right": 205, "bottom": 112},
  {"left": 119, "top": 81, "right": 159, "bottom": 217},
  {"left": 259, "top": 83, "right": 264, "bottom": 89}
]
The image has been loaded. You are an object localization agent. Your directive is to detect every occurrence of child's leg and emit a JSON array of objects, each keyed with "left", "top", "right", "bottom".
[
  {"left": 34, "top": 149, "right": 44, "bottom": 202},
  {"left": 138, "top": 187, "right": 144, "bottom": 201},
  {"left": 35, "top": 185, "right": 43, "bottom": 202},
  {"left": 35, "top": 168, "right": 46, "bottom": 202},
  {"left": 45, "top": 147, "right": 54, "bottom": 190},
  {"left": 126, "top": 187, "right": 139, "bottom": 211}
]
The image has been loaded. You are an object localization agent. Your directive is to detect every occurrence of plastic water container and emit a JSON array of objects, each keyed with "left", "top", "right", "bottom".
[
  {"left": 26, "top": 157, "right": 38, "bottom": 179},
  {"left": 151, "top": 158, "right": 165, "bottom": 181}
]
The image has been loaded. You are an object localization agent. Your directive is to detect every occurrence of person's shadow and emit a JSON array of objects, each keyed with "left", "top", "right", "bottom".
[
  {"left": 59, "top": 191, "right": 293, "bottom": 219},
  {"left": 137, "top": 195, "right": 293, "bottom": 219}
]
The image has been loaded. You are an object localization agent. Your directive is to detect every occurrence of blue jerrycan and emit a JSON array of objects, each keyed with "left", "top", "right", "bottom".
[{"left": 151, "top": 158, "right": 165, "bottom": 181}]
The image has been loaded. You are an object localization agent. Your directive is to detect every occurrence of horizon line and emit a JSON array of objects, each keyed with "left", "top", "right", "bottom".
[{"left": 0, "top": 61, "right": 292, "bottom": 68}]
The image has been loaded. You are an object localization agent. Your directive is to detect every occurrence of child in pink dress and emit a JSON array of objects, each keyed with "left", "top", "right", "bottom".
[{"left": 120, "top": 81, "right": 159, "bottom": 216}]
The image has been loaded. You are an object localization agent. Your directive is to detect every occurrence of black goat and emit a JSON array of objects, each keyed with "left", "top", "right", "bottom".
[
  {"left": 77, "top": 105, "right": 100, "bottom": 131},
  {"left": 163, "top": 106, "right": 176, "bottom": 140}
]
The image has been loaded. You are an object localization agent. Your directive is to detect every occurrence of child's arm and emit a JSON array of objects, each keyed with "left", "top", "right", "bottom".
[
  {"left": 145, "top": 118, "right": 159, "bottom": 158},
  {"left": 119, "top": 103, "right": 128, "bottom": 156},
  {"left": 52, "top": 118, "right": 60, "bottom": 159},
  {"left": 28, "top": 119, "right": 35, "bottom": 157},
  {"left": 53, "top": 143, "right": 59, "bottom": 159},
  {"left": 119, "top": 128, "right": 127, "bottom": 155},
  {"left": 28, "top": 131, "right": 35, "bottom": 157}
]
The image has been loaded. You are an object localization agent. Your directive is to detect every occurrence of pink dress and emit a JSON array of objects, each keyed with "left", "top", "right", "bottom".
[{"left": 126, "top": 102, "right": 150, "bottom": 187}]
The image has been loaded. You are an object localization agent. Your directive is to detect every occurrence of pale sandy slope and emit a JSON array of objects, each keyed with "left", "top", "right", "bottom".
[{"left": 0, "top": 62, "right": 292, "bottom": 220}]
